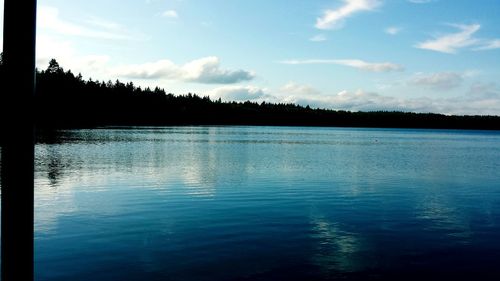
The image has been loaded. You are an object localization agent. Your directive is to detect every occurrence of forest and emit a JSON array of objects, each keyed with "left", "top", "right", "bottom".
[{"left": 1, "top": 56, "right": 499, "bottom": 130}]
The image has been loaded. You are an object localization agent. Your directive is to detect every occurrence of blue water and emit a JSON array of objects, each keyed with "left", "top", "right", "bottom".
[{"left": 32, "top": 127, "right": 500, "bottom": 280}]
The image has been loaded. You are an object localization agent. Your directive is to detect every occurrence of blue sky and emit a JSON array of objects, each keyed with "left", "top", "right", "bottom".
[{"left": 2, "top": 0, "right": 500, "bottom": 115}]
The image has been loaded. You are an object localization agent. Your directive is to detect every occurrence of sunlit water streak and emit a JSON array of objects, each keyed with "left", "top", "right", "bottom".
[{"left": 24, "top": 127, "right": 500, "bottom": 280}]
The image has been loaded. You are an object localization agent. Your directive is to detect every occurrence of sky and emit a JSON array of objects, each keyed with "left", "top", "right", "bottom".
[{"left": 1, "top": 0, "right": 500, "bottom": 115}]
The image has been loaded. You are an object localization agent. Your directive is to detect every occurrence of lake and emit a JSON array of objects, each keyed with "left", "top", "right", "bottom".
[{"left": 28, "top": 127, "right": 500, "bottom": 280}]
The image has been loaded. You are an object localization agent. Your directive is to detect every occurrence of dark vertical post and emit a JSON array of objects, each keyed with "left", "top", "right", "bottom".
[{"left": 1, "top": 0, "right": 37, "bottom": 280}]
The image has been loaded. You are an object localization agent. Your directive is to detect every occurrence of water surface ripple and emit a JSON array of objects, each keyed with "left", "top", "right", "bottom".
[{"left": 30, "top": 127, "right": 500, "bottom": 280}]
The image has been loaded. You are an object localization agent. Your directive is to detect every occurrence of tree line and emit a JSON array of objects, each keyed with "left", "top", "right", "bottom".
[{"left": 1, "top": 56, "right": 499, "bottom": 130}]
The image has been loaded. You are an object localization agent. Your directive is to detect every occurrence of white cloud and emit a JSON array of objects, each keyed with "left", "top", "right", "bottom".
[
  {"left": 202, "top": 81, "right": 500, "bottom": 115},
  {"left": 280, "top": 82, "right": 321, "bottom": 96},
  {"left": 410, "top": 72, "right": 464, "bottom": 90},
  {"left": 415, "top": 24, "right": 480, "bottom": 54},
  {"left": 36, "top": 35, "right": 75, "bottom": 67},
  {"left": 114, "top": 60, "right": 179, "bottom": 80},
  {"left": 385, "top": 26, "right": 402, "bottom": 35},
  {"left": 316, "top": 0, "right": 381, "bottom": 30},
  {"left": 38, "top": 6, "right": 138, "bottom": 40},
  {"left": 35, "top": 35, "right": 253, "bottom": 86},
  {"left": 206, "top": 85, "right": 269, "bottom": 101},
  {"left": 310, "top": 34, "right": 327, "bottom": 42},
  {"left": 162, "top": 10, "right": 178, "bottom": 18},
  {"left": 467, "top": 82, "right": 500, "bottom": 99},
  {"left": 115, "top": 56, "right": 255, "bottom": 84},
  {"left": 36, "top": 35, "right": 111, "bottom": 78},
  {"left": 182, "top": 57, "right": 255, "bottom": 84},
  {"left": 279, "top": 83, "right": 500, "bottom": 115},
  {"left": 279, "top": 59, "right": 403, "bottom": 72},
  {"left": 286, "top": 89, "right": 407, "bottom": 112},
  {"left": 333, "top": 59, "right": 404, "bottom": 72}
]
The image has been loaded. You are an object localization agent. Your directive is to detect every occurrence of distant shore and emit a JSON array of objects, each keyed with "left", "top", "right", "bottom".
[
  {"left": 2, "top": 59, "right": 500, "bottom": 131},
  {"left": 35, "top": 111, "right": 500, "bottom": 131}
]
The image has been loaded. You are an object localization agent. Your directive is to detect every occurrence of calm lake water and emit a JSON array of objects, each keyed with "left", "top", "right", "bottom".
[{"left": 29, "top": 127, "right": 500, "bottom": 280}]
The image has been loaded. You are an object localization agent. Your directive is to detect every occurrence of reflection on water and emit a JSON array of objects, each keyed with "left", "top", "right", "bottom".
[
  {"left": 415, "top": 192, "right": 473, "bottom": 242},
  {"left": 309, "top": 214, "right": 364, "bottom": 273},
  {"left": 30, "top": 127, "right": 500, "bottom": 280}
]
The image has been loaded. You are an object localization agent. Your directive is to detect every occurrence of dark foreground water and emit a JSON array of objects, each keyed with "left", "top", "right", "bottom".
[{"left": 29, "top": 127, "right": 500, "bottom": 280}]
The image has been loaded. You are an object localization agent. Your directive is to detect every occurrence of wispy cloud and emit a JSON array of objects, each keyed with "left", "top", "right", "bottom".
[
  {"left": 385, "top": 26, "right": 402, "bottom": 35},
  {"left": 85, "top": 17, "right": 123, "bottom": 31},
  {"left": 409, "top": 72, "right": 464, "bottom": 90},
  {"left": 310, "top": 34, "right": 327, "bottom": 42},
  {"left": 38, "top": 6, "right": 139, "bottom": 40},
  {"left": 114, "top": 56, "right": 255, "bottom": 84},
  {"left": 416, "top": 23, "right": 500, "bottom": 53},
  {"left": 475, "top": 39, "right": 500, "bottom": 51},
  {"left": 162, "top": 10, "right": 178, "bottom": 18},
  {"left": 279, "top": 59, "right": 333, "bottom": 65},
  {"left": 415, "top": 24, "right": 480, "bottom": 54},
  {"left": 279, "top": 59, "right": 403, "bottom": 72},
  {"left": 316, "top": 0, "right": 381, "bottom": 30},
  {"left": 333, "top": 60, "right": 404, "bottom": 72}
]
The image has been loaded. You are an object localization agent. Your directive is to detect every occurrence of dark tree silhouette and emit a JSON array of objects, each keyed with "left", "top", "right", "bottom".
[
  {"left": 2, "top": 58, "right": 499, "bottom": 130},
  {"left": 46, "top": 59, "right": 64, "bottom": 74}
]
